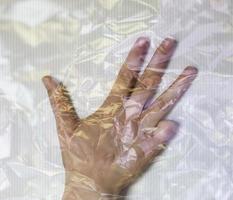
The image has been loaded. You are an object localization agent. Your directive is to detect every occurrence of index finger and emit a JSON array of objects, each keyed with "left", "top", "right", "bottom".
[{"left": 91, "top": 37, "right": 150, "bottom": 118}]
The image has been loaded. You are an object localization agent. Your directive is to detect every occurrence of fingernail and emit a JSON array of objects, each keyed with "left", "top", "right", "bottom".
[
  {"left": 163, "top": 37, "right": 177, "bottom": 50},
  {"left": 135, "top": 37, "right": 150, "bottom": 48},
  {"left": 184, "top": 66, "right": 198, "bottom": 76}
]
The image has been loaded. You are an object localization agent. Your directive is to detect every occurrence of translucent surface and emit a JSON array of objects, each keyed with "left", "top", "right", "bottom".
[{"left": 0, "top": 0, "right": 233, "bottom": 199}]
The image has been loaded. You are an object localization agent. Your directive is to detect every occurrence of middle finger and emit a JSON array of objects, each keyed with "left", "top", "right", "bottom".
[{"left": 123, "top": 38, "right": 177, "bottom": 120}]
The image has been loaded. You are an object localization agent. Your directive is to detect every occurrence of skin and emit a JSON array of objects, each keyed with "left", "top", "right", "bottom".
[{"left": 42, "top": 37, "right": 198, "bottom": 200}]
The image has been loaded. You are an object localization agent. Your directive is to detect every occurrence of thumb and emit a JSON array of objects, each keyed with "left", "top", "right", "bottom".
[{"left": 42, "top": 75, "right": 80, "bottom": 137}]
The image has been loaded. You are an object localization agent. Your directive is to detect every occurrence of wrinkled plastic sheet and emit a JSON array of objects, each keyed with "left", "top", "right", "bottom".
[{"left": 0, "top": 0, "right": 233, "bottom": 199}]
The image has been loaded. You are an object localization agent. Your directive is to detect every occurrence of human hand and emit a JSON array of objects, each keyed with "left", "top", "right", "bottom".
[{"left": 42, "top": 37, "right": 198, "bottom": 200}]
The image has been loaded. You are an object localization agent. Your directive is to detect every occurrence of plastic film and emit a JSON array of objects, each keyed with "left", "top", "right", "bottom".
[{"left": 0, "top": 0, "right": 233, "bottom": 200}]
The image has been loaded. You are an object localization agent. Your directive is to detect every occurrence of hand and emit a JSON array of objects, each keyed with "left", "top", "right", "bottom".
[{"left": 42, "top": 37, "right": 198, "bottom": 200}]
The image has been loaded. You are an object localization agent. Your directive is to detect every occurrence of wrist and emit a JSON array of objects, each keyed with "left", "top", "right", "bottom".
[{"left": 62, "top": 171, "right": 121, "bottom": 200}]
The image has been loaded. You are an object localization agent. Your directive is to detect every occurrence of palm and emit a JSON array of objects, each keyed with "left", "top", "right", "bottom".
[{"left": 42, "top": 37, "right": 197, "bottom": 197}]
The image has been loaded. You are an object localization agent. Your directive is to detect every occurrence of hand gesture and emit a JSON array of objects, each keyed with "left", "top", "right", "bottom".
[{"left": 42, "top": 37, "right": 198, "bottom": 200}]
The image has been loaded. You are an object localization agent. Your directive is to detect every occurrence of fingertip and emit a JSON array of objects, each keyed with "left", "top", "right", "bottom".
[
  {"left": 163, "top": 37, "right": 177, "bottom": 48},
  {"left": 156, "top": 120, "right": 179, "bottom": 142},
  {"left": 166, "top": 36, "right": 177, "bottom": 42},
  {"left": 155, "top": 37, "right": 177, "bottom": 57},
  {"left": 42, "top": 75, "right": 52, "bottom": 84},
  {"left": 183, "top": 66, "right": 198, "bottom": 76},
  {"left": 41, "top": 75, "right": 51, "bottom": 90},
  {"left": 166, "top": 120, "right": 180, "bottom": 133},
  {"left": 41, "top": 75, "right": 61, "bottom": 90},
  {"left": 135, "top": 36, "right": 151, "bottom": 48},
  {"left": 158, "top": 120, "right": 179, "bottom": 133}
]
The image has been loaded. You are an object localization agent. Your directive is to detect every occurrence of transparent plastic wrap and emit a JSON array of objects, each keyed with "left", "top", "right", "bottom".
[{"left": 0, "top": 0, "right": 233, "bottom": 200}]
